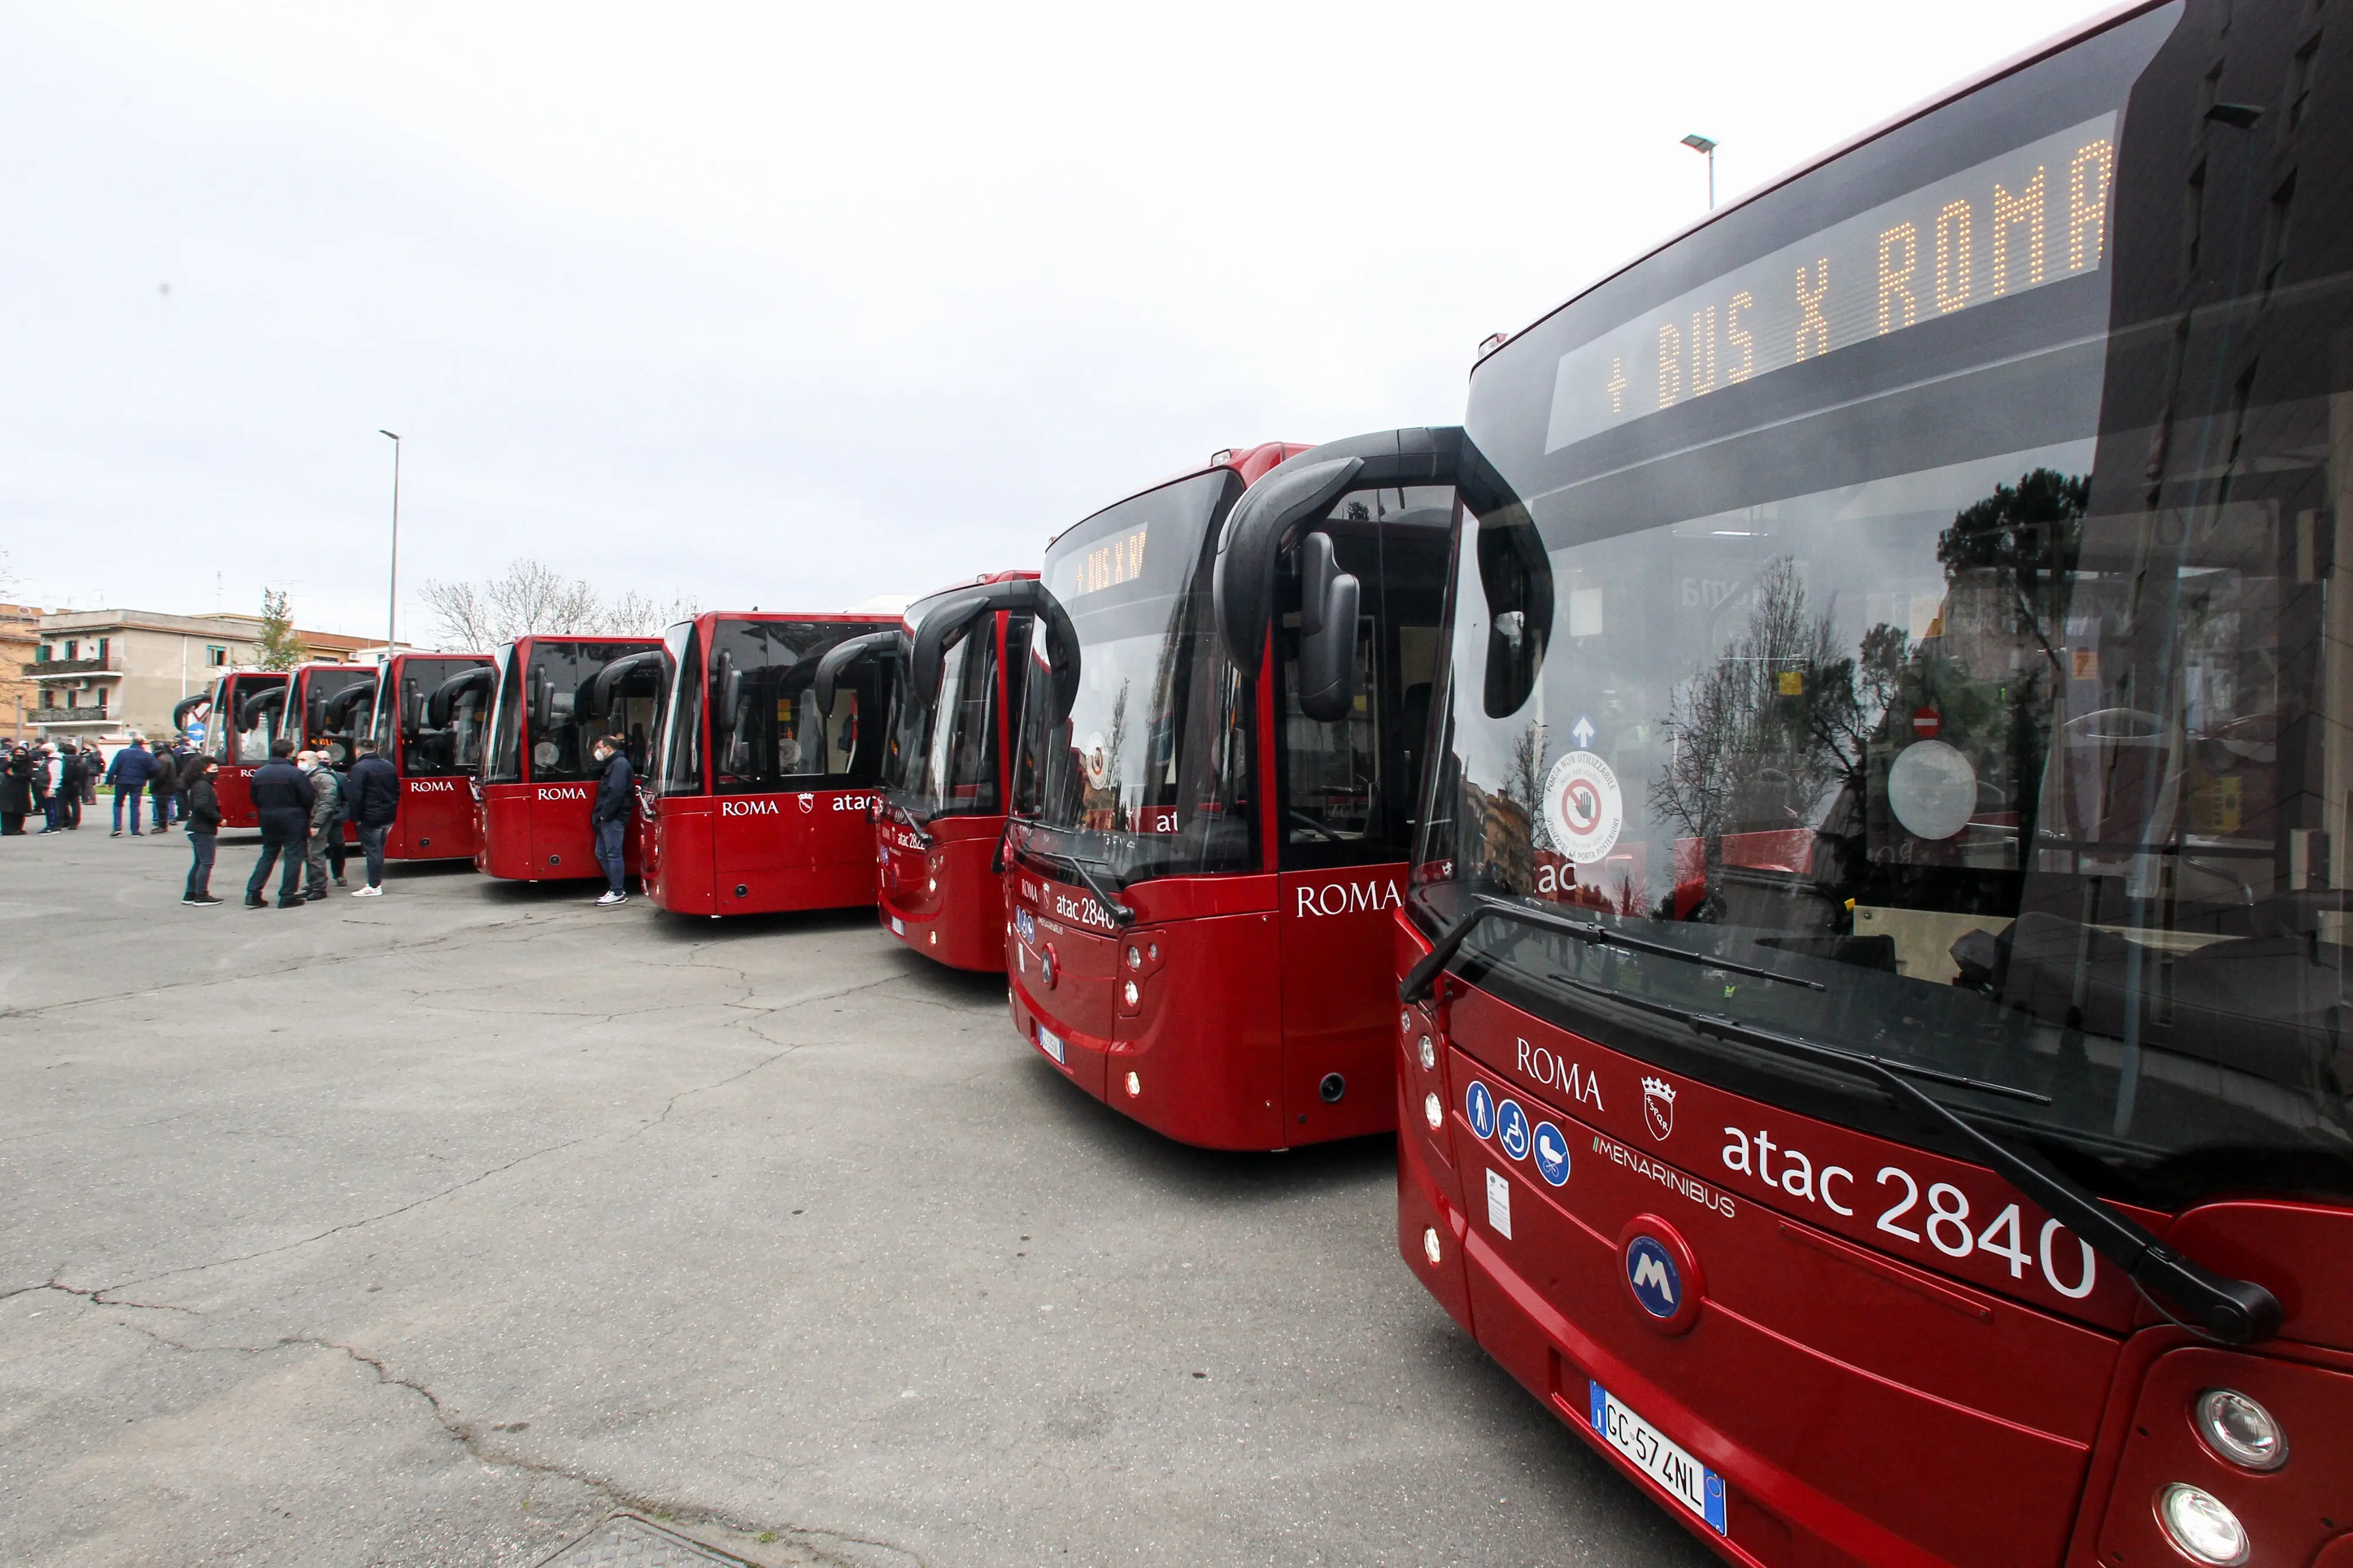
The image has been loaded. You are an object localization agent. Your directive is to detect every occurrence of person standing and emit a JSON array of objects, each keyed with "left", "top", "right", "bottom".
[
  {"left": 148, "top": 739, "right": 182, "bottom": 831},
  {"left": 1, "top": 746, "right": 32, "bottom": 835},
  {"left": 106, "top": 738, "right": 156, "bottom": 836},
  {"left": 300, "top": 750, "right": 348, "bottom": 899},
  {"left": 345, "top": 736, "right": 399, "bottom": 897},
  {"left": 38, "top": 746, "right": 66, "bottom": 832},
  {"left": 590, "top": 733, "right": 633, "bottom": 907},
  {"left": 244, "top": 738, "right": 315, "bottom": 909},
  {"left": 182, "top": 756, "right": 224, "bottom": 906}
]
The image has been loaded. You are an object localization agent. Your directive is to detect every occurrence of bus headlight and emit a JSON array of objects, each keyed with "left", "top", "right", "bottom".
[
  {"left": 1125, "top": 1070, "right": 1141, "bottom": 1097},
  {"left": 1128, "top": 945, "right": 1143, "bottom": 970},
  {"left": 1424, "top": 1092, "right": 1443, "bottom": 1129},
  {"left": 1122, "top": 980, "right": 1139, "bottom": 1006},
  {"left": 1422, "top": 1227, "right": 1442, "bottom": 1265},
  {"left": 1418, "top": 1034, "right": 1435, "bottom": 1070},
  {"left": 2195, "top": 1389, "right": 2287, "bottom": 1471},
  {"left": 2156, "top": 1484, "right": 2248, "bottom": 1566}
]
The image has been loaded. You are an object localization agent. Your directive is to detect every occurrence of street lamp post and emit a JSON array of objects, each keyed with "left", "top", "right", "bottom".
[
  {"left": 379, "top": 430, "right": 401, "bottom": 663},
  {"left": 1681, "top": 134, "right": 1718, "bottom": 209}
]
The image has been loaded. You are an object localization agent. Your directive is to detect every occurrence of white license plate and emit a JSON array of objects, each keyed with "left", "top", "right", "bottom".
[
  {"left": 890, "top": 916, "right": 905, "bottom": 935},
  {"left": 1589, "top": 1381, "right": 1725, "bottom": 1534},
  {"left": 1037, "top": 1025, "right": 1066, "bottom": 1066}
]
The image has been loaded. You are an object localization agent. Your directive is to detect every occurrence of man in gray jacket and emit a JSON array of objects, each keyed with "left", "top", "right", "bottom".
[{"left": 299, "top": 750, "right": 349, "bottom": 900}]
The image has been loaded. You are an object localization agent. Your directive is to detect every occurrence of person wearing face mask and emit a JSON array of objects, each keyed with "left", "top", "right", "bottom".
[
  {"left": 590, "top": 733, "right": 633, "bottom": 908},
  {"left": 299, "top": 749, "right": 349, "bottom": 900}
]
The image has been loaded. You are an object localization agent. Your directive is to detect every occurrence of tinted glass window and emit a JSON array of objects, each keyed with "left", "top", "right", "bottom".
[
  {"left": 382, "top": 658, "right": 491, "bottom": 777},
  {"left": 1421, "top": 5, "right": 2353, "bottom": 1208},
  {"left": 521, "top": 641, "right": 662, "bottom": 783},
  {"left": 707, "top": 619, "right": 896, "bottom": 794},
  {"left": 656, "top": 622, "right": 704, "bottom": 796},
  {"left": 1011, "top": 471, "right": 1255, "bottom": 883},
  {"left": 484, "top": 647, "right": 524, "bottom": 784},
  {"left": 209, "top": 675, "right": 286, "bottom": 764},
  {"left": 886, "top": 609, "right": 1007, "bottom": 821}
]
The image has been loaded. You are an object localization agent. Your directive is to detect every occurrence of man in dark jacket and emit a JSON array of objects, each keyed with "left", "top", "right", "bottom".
[
  {"left": 106, "top": 738, "right": 158, "bottom": 836},
  {"left": 149, "top": 738, "right": 188, "bottom": 830},
  {"left": 591, "top": 733, "right": 632, "bottom": 907},
  {"left": 244, "top": 738, "right": 316, "bottom": 909},
  {"left": 345, "top": 737, "right": 399, "bottom": 897},
  {"left": 1, "top": 746, "right": 32, "bottom": 835},
  {"left": 182, "top": 756, "right": 224, "bottom": 906}
]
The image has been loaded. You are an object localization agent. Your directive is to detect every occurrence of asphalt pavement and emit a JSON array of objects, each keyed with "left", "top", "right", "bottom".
[{"left": 0, "top": 826, "right": 1719, "bottom": 1568}]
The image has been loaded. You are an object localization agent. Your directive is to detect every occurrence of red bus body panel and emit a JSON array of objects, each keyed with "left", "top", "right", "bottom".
[
  {"left": 1392, "top": 911, "right": 2351, "bottom": 1568},
  {"left": 215, "top": 764, "right": 259, "bottom": 830},
  {"left": 474, "top": 780, "right": 632, "bottom": 882},
  {"left": 387, "top": 778, "right": 476, "bottom": 861},
  {"left": 879, "top": 812, "right": 1009, "bottom": 970}
]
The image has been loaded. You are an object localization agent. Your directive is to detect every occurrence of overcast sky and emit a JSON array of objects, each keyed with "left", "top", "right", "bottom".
[{"left": 2, "top": 0, "right": 2109, "bottom": 643}]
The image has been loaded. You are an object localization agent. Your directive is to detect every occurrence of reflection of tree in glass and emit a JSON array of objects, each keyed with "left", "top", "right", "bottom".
[
  {"left": 1653, "top": 558, "right": 1844, "bottom": 920},
  {"left": 1505, "top": 719, "right": 1551, "bottom": 853}
]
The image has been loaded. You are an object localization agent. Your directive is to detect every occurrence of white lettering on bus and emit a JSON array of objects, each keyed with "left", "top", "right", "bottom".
[
  {"left": 1719, "top": 1123, "right": 2097, "bottom": 1297},
  {"left": 407, "top": 780, "right": 459, "bottom": 793},
  {"left": 832, "top": 794, "right": 877, "bottom": 812},
  {"left": 1590, "top": 1132, "right": 1734, "bottom": 1218},
  {"left": 1293, "top": 879, "right": 1404, "bottom": 918},
  {"left": 537, "top": 786, "right": 589, "bottom": 802},
  {"left": 1053, "top": 892, "right": 1116, "bottom": 932},
  {"left": 721, "top": 799, "right": 781, "bottom": 816},
  {"left": 1515, "top": 1037, "right": 1605, "bottom": 1110}
]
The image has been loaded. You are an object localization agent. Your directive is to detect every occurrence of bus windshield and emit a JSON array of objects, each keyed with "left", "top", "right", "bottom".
[
  {"left": 1417, "top": 3, "right": 2352, "bottom": 1211},
  {"left": 706, "top": 618, "right": 893, "bottom": 794},
  {"left": 294, "top": 668, "right": 375, "bottom": 765},
  {"left": 885, "top": 593, "right": 1025, "bottom": 823},
  {"left": 373, "top": 658, "right": 489, "bottom": 777},
  {"left": 1011, "top": 469, "right": 1256, "bottom": 886},
  {"left": 208, "top": 675, "right": 286, "bottom": 765}
]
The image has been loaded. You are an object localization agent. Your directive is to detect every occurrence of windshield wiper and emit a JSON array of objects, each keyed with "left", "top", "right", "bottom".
[
  {"left": 1006, "top": 826, "right": 1135, "bottom": 926},
  {"left": 1399, "top": 892, "right": 1825, "bottom": 1004}
]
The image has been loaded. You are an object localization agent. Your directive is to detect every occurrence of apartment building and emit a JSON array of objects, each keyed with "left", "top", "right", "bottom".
[{"left": 26, "top": 610, "right": 373, "bottom": 744}]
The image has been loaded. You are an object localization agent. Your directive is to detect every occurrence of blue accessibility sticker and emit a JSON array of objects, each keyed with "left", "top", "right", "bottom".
[
  {"left": 1465, "top": 1080, "right": 1496, "bottom": 1141},
  {"left": 1532, "top": 1121, "right": 1571, "bottom": 1186},
  {"left": 1497, "top": 1099, "right": 1531, "bottom": 1162}
]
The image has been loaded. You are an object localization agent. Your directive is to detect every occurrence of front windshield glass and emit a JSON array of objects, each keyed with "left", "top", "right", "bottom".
[
  {"left": 375, "top": 658, "right": 490, "bottom": 777},
  {"left": 291, "top": 668, "right": 375, "bottom": 766},
  {"left": 484, "top": 646, "right": 523, "bottom": 784},
  {"left": 1419, "top": 5, "right": 2351, "bottom": 1210},
  {"left": 885, "top": 597, "right": 1016, "bottom": 823},
  {"left": 209, "top": 675, "right": 286, "bottom": 764},
  {"left": 707, "top": 618, "right": 894, "bottom": 794},
  {"left": 1011, "top": 469, "right": 1255, "bottom": 884},
  {"left": 519, "top": 640, "right": 662, "bottom": 783}
]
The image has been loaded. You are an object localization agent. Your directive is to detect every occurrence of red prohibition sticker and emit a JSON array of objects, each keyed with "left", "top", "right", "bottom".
[
  {"left": 1912, "top": 708, "right": 1941, "bottom": 740},
  {"left": 1542, "top": 750, "right": 1624, "bottom": 865}
]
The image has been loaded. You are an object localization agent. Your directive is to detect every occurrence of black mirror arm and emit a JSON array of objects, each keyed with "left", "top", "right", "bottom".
[{"left": 1061, "top": 855, "right": 1136, "bottom": 928}]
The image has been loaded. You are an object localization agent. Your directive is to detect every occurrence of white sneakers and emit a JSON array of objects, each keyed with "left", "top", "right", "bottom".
[
  {"left": 351, "top": 885, "right": 384, "bottom": 898},
  {"left": 594, "top": 890, "right": 628, "bottom": 907}
]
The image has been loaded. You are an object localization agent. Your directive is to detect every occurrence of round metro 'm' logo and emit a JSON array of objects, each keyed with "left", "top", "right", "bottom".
[{"left": 1624, "top": 1235, "right": 1681, "bottom": 1318}]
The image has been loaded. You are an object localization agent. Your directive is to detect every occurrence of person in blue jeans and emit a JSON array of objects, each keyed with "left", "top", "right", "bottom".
[
  {"left": 105, "top": 738, "right": 158, "bottom": 836},
  {"left": 182, "top": 756, "right": 223, "bottom": 905},
  {"left": 344, "top": 736, "right": 399, "bottom": 896},
  {"left": 590, "top": 733, "right": 633, "bottom": 907}
]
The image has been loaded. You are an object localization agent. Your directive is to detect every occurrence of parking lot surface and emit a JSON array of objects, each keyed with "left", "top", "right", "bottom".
[{"left": 0, "top": 831, "right": 1717, "bottom": 1568}]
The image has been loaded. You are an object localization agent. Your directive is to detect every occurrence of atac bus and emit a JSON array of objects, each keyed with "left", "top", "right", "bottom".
[
  {"left": 641, "top": 611, "right": 902, "bottom": 917},
  {"left": 474, "top": 636, "right": 668, "bottom": 883},
  {"left": 1394, "top": 6, "right": 2348, "bottom": 1568},
  {"left": 1001, "top": 436, "right": 1456, "bottom": 1148},
  {"left": 871, "top": 572, "right": 1053, "bottom": 969},
  {"left": 354, "top": 651, "right": 494, "bottom": 861},
  {"left": 283, "top": 660, "right": 383, "bottom": 849},
  {"left": 182, "top": 669, "right": 289, "bottom": 829}
]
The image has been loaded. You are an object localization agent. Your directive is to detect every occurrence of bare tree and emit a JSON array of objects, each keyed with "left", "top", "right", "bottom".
[{"left": 419, "top": 559, "right": 695, "bottom": 650}]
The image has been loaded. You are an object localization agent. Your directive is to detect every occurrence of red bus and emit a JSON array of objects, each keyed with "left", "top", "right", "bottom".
[
  {"left": 641, "top": 612, "right": 901, "bottom": 917},
  {"left": 872, "top": 572, "right": 1056, "bottom": 970},
  {"left": 284, "top": 660, "right": 382, "bottom": 847},
  {"left": 473, "top": 636, "right": 668, "bottom": 883},
  {"left": 354, "top": 651, "right": 494, "bottom": 861},
  {"left": 1395, "top": 7, "right": 2347, "bottom": 1567},
  {"left": 182, "top": 669, "right": 288, "bottom": 829},
  {"left": 1001, "top": 436, "right": 1454, "bottom": 1148}
]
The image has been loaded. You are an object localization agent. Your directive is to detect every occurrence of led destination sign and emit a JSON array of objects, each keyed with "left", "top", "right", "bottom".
[
  {"left": 1052, "top": 525, "right": 1149, "bottom": 600},
  {"left": 1545, "top": 115, "right": 2117, "bottom": 453}
]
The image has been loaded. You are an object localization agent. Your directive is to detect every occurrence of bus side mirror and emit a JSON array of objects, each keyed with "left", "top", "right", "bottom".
[{"left": 1297, "top": 531, "right": 1359, "bottom": 723}]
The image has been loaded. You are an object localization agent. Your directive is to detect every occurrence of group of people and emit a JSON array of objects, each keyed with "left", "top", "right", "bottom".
[
  {"left": 0, "top": 735, "right": 202, "bottom": 838},
  {"left": 216, "top": 736, "right": 399, "bottom": 908}
]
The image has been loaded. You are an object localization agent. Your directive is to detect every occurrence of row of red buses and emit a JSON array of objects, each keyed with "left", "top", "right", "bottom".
[
  {"left": 996, "top": 436, "right": 1459, "bottom": 1149},
  {"left": 641, "top": 611, "right": 899, "bottom": 916},
  {"left": 355, "top": 651, "right": 494, "bottom": 861},
  {"left": 873, "top": 573, "right": 1054, "bottom": 970},
  {"left": 1389, "top": 5, "right": 2351, "bottom": 1567},
  {"left": 473, "top": 635, "right": 668, "bottom": 883}
]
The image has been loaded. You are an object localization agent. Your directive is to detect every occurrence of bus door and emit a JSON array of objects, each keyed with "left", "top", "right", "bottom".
[{"left": 1268, "top": 485, "right": 1449, "bottom": 1137}]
